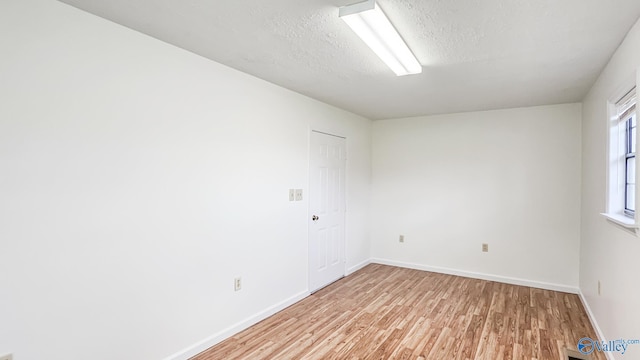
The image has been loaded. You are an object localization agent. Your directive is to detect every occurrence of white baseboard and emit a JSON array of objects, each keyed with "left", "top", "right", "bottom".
[
  {"left": 578, "top": 291, "right": 614, "bottom": 360},
  {"left": 371, "top": 258, "right": 580, "bottom": 294},
  {"left": 163, "top": 290, "right": 309, "bottom": 360},
  {"left": 346, "top": 258, "right": 371, "bottom": 275}
]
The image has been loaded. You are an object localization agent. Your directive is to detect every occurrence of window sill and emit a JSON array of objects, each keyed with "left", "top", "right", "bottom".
[{"left": 601, "top": 212, "right": 639, "bottom": 234}]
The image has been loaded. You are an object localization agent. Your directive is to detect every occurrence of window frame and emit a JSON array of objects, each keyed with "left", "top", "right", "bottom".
[{"left": 602, "top": 84, "right": 638, "bottom": 233}]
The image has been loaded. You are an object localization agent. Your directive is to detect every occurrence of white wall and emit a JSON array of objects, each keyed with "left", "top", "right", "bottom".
[
  {"left": 581, "top": 17, "right": 640, "bottom": 355},
  {"left": 0, "top": 1, "right": 371, "bottom": 359},
  {"left": 372, "top": 104, "right": 582, "bottom": 290}
]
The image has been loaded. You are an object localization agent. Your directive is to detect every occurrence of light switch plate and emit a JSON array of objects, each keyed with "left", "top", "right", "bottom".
[
  {"left": 295, "top": 189, "right": 303, "bottom": 201},
  {"left": 289, "top": 189, "right": 295, "bottom": 201}
]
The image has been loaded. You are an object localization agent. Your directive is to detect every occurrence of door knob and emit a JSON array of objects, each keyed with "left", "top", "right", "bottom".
[{"left": 312, "top": 215, "right": 319, "bottom": 221}]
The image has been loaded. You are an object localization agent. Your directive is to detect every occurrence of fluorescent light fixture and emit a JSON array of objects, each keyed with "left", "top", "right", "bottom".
[{"left": 339, "top": 0, "right": 422, "bottom": 76}]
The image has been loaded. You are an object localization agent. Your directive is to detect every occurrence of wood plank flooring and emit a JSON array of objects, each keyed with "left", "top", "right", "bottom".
[{"left": 192, "top": 264, "right": 603, "bottom": 360}]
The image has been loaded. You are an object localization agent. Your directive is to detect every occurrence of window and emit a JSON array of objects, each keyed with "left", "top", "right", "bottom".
[
  {"left": 625, "top": 110, "right": 636, "bottom": 216},
  {"left": 604, "top": 86, "right": 637, "bottom": 230}
]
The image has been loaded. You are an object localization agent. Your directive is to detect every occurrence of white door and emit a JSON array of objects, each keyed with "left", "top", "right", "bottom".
[{"left": 309, "top": 131, "right": 346, "bottom": 293}]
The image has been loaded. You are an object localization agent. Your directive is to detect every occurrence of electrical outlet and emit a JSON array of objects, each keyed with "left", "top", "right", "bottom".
[
  {"left": 399, "top": 235, "right": 404, "bottom": 243},
  {"left": 289, "top": 189, "right": 295, "bottom": 201},
  {"left": 0, "top": 354, "right": 13, "bottom": 360},
  {"left": 598, "top": 280, "right": 601, "bottom": 295},
  {"left": 295, "top": 189, "right": 303, "bottom": 201},
  {"left": 482, "top": 243, "right": 488, "bottom": 252},
  {"left": 234, "top": 277, "right": 242, "bottom": 291}
]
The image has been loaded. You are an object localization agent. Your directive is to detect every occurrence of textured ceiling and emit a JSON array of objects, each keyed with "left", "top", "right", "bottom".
[{"left": 58, "top": 0, "right": 640, "bottom": 120}]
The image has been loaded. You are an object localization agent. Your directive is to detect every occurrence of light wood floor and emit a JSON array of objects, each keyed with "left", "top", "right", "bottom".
[{"left": 192, "top": 264, "right": 603, "bottom": 360}]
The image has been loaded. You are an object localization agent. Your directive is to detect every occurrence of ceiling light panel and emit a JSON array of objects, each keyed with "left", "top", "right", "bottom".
[{"left": 339, "top": 0, "right": 422, "bottom": 76}]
